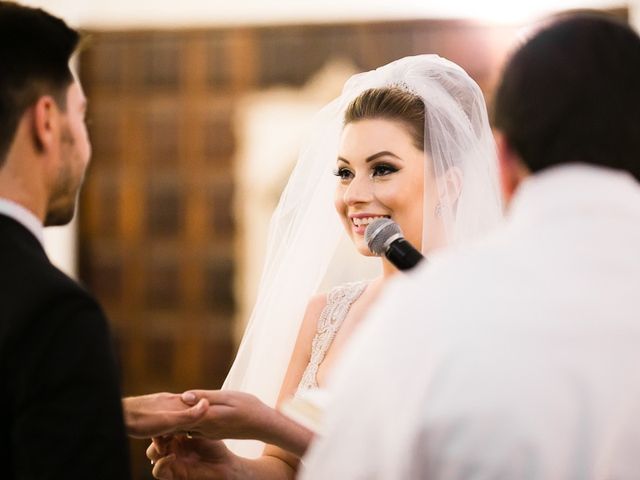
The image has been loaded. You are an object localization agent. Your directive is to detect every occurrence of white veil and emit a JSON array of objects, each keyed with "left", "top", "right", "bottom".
[{"left": 222, "top": 55, "right": 503, "bottom": 457}]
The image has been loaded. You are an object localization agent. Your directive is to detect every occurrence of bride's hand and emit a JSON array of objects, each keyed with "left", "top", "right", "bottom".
[
  {"left": 147, "top": 435, "right": 240, "bottom": 480},
  {"left": 123, "top": 392, "right": 208, "bottom": 438},
  {"left": 180, "top": 390, "right": 274, "bottom": 442}
]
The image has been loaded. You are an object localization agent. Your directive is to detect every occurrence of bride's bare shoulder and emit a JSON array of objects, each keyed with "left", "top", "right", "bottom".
[{"left": 300, "top": 293, "right": 329, "bottom": 330}]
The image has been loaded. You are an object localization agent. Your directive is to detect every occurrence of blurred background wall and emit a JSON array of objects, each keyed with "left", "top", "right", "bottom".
[{"left": 21, "top": 1, "right": 636, "bottom": 477}]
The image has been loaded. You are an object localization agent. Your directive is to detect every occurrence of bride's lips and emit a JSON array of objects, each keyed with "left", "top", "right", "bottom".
[{"left": 349, "top": 214, "right": 391, "bottom": 235}]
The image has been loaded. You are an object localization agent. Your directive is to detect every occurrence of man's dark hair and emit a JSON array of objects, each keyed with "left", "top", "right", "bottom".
[
  {"left": 493, "top": 14, "right": 640, "bottom": 181},
  {"left": 0, "top": 1, "right": 80, "bottom": 166}
]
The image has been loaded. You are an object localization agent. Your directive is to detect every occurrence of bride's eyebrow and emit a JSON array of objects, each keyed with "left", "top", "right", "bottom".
[
  {"left": 337, "top": 151, "right": 402, "bottom": 165},
  {"left": 366, "top": 151, "right": 402, "bottom": 162}
]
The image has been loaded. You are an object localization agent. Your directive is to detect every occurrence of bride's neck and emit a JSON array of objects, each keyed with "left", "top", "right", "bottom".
[{"left": 381, "top": 257, "right": 401, "bottom": 279}]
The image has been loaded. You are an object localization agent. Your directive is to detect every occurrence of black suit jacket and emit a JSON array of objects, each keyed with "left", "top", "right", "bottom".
[{"left": 0, "top": 214, "right": 131, "bottom": 479}]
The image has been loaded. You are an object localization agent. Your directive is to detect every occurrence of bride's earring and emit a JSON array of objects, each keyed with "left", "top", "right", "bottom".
[{"left": 435, "top": 202, "right": 443, "bottom": 218}]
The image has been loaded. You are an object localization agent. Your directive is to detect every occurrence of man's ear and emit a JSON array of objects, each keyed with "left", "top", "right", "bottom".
[
  {"left": 31, "top": 95, "right": 59, "bottom": 153},
  {"left": 495, "top": 131, "right": 528, "bottom": 204}
]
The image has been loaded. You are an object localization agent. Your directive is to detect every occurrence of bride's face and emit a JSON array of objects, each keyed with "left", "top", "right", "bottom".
[{"left": 335, "top": 118, "right": 434, "bottom": 257}]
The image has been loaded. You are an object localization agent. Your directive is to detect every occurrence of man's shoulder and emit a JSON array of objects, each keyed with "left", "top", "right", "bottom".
[
  {"left": 0, "top": 241, "right": 88, "bottom": 296},
  {"left": 413, "top": 231, "right": 512, "bottom": 291},
  {"left": 0, "top": 227, "right": 101, "bottom": 329},
  {"left": 374, "top": 228, "right": 517, "bottom": 334}
]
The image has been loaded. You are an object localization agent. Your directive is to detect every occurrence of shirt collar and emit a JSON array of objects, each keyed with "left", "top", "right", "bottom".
[{"left": 0, "top": 197, "right": 45, "bottom": 246}]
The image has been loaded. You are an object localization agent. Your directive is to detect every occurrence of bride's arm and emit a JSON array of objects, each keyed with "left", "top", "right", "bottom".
[
  {"left": 257, "top": 292, "right": 328, "bottom": 468},
  {"left": 149, "top": 294, "right": 327, "bottom": 479},
  {"left": 176, "top": 389, "right": 313, "bottom": 457}
]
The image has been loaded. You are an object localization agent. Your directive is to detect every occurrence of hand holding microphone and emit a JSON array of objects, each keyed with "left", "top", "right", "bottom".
[{"left": 365, "top": 218, "right": 424, "bottom": 271}]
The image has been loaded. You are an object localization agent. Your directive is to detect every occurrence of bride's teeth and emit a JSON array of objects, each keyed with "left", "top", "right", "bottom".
[{"left": 353, "top": 216, "right": 387, "bottom": 227}]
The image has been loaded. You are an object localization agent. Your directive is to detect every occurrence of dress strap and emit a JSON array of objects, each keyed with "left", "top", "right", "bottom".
[{"left": 296, "top": 281, "right": 368, "bottom": 394}]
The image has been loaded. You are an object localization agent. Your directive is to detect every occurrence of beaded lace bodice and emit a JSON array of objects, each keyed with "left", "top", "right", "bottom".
[{"left": 296, "top": 281, "right": 368, "bottom": 395}]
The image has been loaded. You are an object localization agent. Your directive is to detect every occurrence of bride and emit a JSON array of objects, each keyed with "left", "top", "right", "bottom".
[{"left": 126, "top": 54, "right": 503, "bottom": 479}]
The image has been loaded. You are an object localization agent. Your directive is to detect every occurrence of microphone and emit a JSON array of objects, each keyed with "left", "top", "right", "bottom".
[{"left": 365, "top": 218, "right": 424, "bottom": 271}]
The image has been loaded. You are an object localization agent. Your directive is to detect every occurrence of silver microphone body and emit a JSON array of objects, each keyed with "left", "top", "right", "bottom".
[{"left": 364, "top": 218, "right": 424, "bottom": 271}]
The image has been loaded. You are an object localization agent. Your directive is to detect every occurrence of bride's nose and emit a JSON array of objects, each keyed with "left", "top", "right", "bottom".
[{"left": 343, "top": 174, "right": 374, "bottom": 205}]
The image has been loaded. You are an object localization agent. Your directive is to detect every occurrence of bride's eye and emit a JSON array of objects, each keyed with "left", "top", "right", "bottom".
[
  {"left": 371, "top": 164, "right": 398, "bottom": 177},
  {"left": 333, "top": 167, "right": 353, "bottom": 181}
]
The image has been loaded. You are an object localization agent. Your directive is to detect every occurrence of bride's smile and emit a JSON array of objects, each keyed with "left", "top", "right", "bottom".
[{"left": 349, "top": 214, "right": 391, "bottom": 235}]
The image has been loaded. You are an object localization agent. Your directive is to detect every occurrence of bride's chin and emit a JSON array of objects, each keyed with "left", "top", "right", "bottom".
[{"left": 345, "top": 232, "right": 378, "bottom": 257}]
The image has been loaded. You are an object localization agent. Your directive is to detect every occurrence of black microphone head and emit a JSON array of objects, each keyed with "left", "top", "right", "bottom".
[{"left": 365, "top": 218, "right": 403, "bottom": 256}]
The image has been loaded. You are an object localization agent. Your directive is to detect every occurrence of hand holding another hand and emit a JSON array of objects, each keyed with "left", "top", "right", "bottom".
[
  {"left": 179, "top": 390, "right": 272, "bottom": 441},
  {"left": 123, "top": 392, "right": 209, "bottom": 439},
  {"left": 181, "top": 389, "right": 313, "bottom": 456}
]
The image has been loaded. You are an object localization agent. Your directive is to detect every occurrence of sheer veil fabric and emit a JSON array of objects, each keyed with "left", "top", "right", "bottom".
[{"left": 222, "top": 55, "right": 503, "bottom": 457}]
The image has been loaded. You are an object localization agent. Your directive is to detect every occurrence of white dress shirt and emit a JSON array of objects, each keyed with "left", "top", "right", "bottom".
[
  {"left": 302, "top": 164, "right": 640, "bottom": 479},
  {"left": 0, "top": 197, "right": 44, "bottom": 246}
]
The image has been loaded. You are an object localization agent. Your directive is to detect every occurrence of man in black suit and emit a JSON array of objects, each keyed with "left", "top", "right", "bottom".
[{"left": 0, "top": 3, "right": 130, "bottom": 478}]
